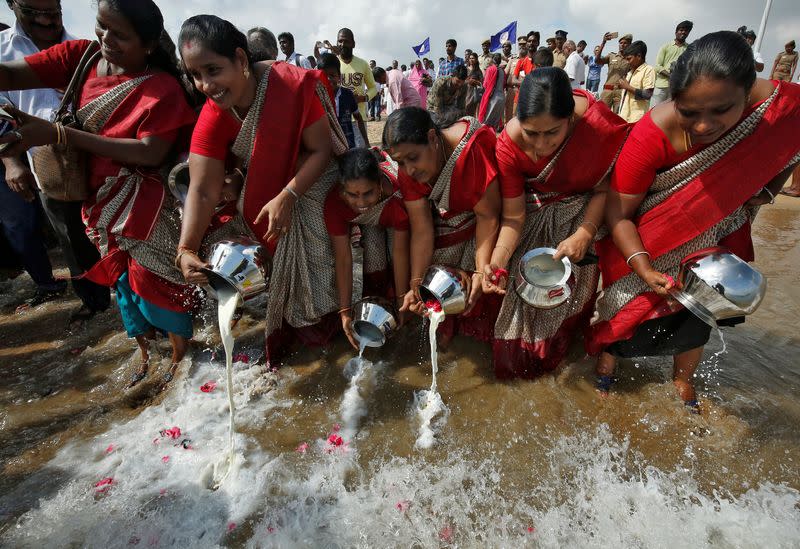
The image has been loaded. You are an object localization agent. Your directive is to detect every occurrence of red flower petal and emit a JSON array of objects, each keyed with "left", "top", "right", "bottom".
[
  {"left": 200, "top": 381, "right": 218, "bottom": 393},
  {"left": 295, "top": 442, "right": 309, "bottom": 453},
  {"left": 233, "top": 353, "right": 249, "bottom": 364},
  {"left": 438, "top": 525, "right": 454, "bottom": 542},
  {"left": 161, "top": 456, "right": 170, "bottom": 463},
  {"left": 227, "top": 522, "right": 237, "bottom": 532},
  {"left": 161, "top": 427, "right": 181, "bottom": 439},
  {"left": 527, "top": 526, "right": 535, "bottom": 533},
  {"left": 104, "top": 444, "right": 115, "bottom": 454},
  {"left": 424, "top": 300, "right": 442, "bottom": 313},
  {"left": 94, "top": 477, "right": 114, "bottom": 492},
  {"left": 327, "top": 434, "right": 344, "bottom": 446}
]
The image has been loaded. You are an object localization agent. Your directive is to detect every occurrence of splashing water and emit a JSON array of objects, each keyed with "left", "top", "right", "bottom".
[
  {"left": 339, "top": 343, "right": 373, "bottom": 439},
  {"left": 212, "top": 288, "right": 241, "bottom": 489},
  {"left": 415, "top": 309, "right": 449, "bottom": 449}
]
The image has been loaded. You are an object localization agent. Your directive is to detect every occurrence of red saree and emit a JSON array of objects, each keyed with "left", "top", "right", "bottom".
[
  {"left": 197, "top": 62, "right": 348, "bottom": 365},
  {"left": 26, "top": 40, "right": 198, "bottom": 313},
  {"left": 398, "top": 117, "right": 501, "bottom": 342},
  {"left": 588, "top": 81, "right": 800, "bottom": 355},
  {"left": 493, "top": 91, "right": 629, "bottom": 378}
]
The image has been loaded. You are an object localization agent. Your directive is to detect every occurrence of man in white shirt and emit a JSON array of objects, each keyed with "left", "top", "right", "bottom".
[
  {"left": 278, "top": 31, "right": 312, "bottom": 69},
  {"left": 563, "top": 40, "right": 586, "bottom": 89},
  {"left": 1, "top": 0, "right": 109, "bottom": 316}
]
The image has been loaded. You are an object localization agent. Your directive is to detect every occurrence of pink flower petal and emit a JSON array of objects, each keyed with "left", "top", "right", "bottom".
[
  {"left": 161, "top": 456, "right": 170, "bottom": 463},
  {"left": 438, "top": 525, "right": 454, "bottom": 542},
  {"left": 161, "top": 427, "right": 182, "bottom": 439},
  {"left": 70, "top": 347, "right": 85, "bottom": 356},
  {"left": 200, "top": 381, "right": 218, "bottom": 393},
  {"left": 267, "top": 526, "right": 275, "bottom": 534},
  {"left": 527, "top": 526, "right": 536, "bottom": 533},
  {"left": 332, "top": 423, "right": 341, "bottom": 432},
  {"left": 395, "top": 500, "right": 410, "bottom": 512},
  {"left": 295, "top": 442, "right": 309, "bottom": 453},
  {"left": 159, "top": 489, "right": 167, "bottom": 496},
  {"left": 227, "top": 522, "right": 237, "bottom": 532},
  {"left": 94, "top": 477, "right": 114, "bottom": 493},
  {"left": 152, "top": 437, "right": 160, "bottom": 445},
  {"left": 105, "top": 444, "right": 115, "bottom": 454},
  {"left": 327, "top": 434, "right": 344, "bottom": 447}
]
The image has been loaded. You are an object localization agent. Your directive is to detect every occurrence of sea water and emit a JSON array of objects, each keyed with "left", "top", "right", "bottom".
[{"left": 414, "top": 309, "right": 449, "bottom": 449}]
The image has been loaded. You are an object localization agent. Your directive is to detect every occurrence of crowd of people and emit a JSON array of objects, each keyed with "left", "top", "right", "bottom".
[{"left": 0, "top": 0, "right": 799, "bottom": 410}]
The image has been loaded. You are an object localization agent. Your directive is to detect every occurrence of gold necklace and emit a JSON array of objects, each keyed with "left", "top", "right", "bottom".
[{"left": 683, "top": 130, "right": 693, "bottom": 151}]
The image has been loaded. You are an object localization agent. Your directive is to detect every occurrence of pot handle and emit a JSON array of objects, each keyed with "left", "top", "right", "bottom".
[{"left": 575, "top": 252, "right": 599, "bottom": 267}]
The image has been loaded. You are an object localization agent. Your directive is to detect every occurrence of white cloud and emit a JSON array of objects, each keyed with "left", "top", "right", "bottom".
[{"left": 54, "top": 0, "right": 798, "bottom": 77}]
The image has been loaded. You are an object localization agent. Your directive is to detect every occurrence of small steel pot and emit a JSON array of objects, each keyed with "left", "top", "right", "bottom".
[
  {"left": 352, "top": 297, "right": 398, "bottom": 348},
  {"left": 669, "top": 246, "right": 766, "bottom": 327},
  {"left": 418, "top": 265, "right": 469, "bottom": 315},
  {"left": 201, "top": 237, "right": 270, "bottom": 301},
  {"left": 515, "top": 247, "right": 575, "bottom": 309},
  {"left": 167, "top": 154, "right": 191, "bottom": 204}
]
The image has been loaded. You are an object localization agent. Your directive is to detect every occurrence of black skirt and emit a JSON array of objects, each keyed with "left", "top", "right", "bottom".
[{"left": 607, "top": 309, "right": 743, "bottom": 358}]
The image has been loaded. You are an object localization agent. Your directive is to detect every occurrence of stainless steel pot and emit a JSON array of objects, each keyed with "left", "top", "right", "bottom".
[
  {"left": 201, "top": 238, "right": 270, "bottom": 301},
  {"left": 167, "top": 154, "right": 190, "bottom": 204},
  {"left": 669, "top": 246, "right": 766, "bottom": 327},
  {"left": 352, "top": 297, "right": 398, "bottom": 348},
  {"left": 514, "top": 247, "right": 575, "bottom": 309},
  {"left": 418, "top": 265, "right": 469, "bottom": 315}
]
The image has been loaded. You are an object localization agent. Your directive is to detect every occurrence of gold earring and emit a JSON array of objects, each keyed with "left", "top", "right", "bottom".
[{"left": 244, "top": 67, "right": 250, "bottom": 78}]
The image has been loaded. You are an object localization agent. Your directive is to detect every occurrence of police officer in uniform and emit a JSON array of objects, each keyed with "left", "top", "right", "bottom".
[
  {"left": 552, "top": 29, "right": 568, "bottom": 68},
  {"left": 595, "top": 32, "right": 632, "bottom": 113}
]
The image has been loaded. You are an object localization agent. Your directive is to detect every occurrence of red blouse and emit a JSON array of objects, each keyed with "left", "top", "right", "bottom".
[
  {"left": 190, "top": 84, "right": 325, "bottom": 161},
  {"left": 25, "top": 40, "right": 197, "bottom": 190},
  {"left": 324, "top": 190, "right": 409, "bottom": 236},
  {"left": 497, "top": 90, "right": 627, "bottom": 198},
  {"left": 397, "top": 120, "right": 498, "bottom": 217},
  {"left": 612, "top": 93, "right": 774, "bottom": 195}
]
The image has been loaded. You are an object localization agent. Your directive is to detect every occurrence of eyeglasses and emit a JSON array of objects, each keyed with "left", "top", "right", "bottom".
[{"left": 12, "top": 0, "right": 62, "bottom": 19}]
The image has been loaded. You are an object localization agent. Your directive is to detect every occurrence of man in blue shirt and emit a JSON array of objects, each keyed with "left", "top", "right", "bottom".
[
  {"left": 437, "top": 38, "right": 464, "bottom": 79},
  {"left": 318, "top": 53, "right": 368, "bottom": 149}
]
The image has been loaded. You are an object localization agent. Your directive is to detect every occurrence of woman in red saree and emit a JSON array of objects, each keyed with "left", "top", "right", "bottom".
[
  {"left": 176, "top": 15, "right": 348, "bottom": 367},
  {"left": 587, "top": 32, "right": 800, "bottom": 407},
  {"left": 484, "top": 67, "right": 629, "bottom": 379},
  {"left": 324, "top": 148, "right": 410, "bottom": 349},
  {"left": 382, "top": 107, "right": 501, "bottom": 342},
  {"left": 477, "top": 54, "right": 506, "bottom": 130},
  {"left": 0, "top": 0, "right": 198, "bottom": 387}
]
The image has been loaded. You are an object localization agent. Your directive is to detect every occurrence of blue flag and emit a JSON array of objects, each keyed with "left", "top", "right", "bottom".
[
  {"left": 490, "top": 21, "right": 517, "bottom": 52},
  {"left": 412, "top": 37, "right": 430, "bottom": 57}
]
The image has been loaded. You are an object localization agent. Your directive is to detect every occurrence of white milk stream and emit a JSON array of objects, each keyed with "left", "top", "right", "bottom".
[
  {"left": 414, "top": 309, "right": 449, "bottom": 449},
  {"left": 211, "top": 288, "right": 241, "bottom": 489}
]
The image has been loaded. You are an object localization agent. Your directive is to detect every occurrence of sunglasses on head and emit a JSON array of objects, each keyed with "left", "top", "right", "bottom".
[{"left": 12, "top": 0, "right": 62, "bottom": 18}]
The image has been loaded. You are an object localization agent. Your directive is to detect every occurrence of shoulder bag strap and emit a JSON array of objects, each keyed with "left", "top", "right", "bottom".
[{"left": 53, "top": 41, "right": 101, "bottom": 121}]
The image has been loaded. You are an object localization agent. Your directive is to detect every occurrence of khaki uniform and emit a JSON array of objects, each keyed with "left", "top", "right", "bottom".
[
  {"left": 553, "top": 49, "right": 567, "bottom": 69},
  {"left": 600, "top": 51, "right": 630, "bottom": 113},
  {"left": 504, "top": 54, "right": 520, "bottom": 123}
]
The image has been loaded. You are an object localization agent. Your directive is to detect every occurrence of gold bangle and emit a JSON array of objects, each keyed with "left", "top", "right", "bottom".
[
  {"left": 338, "top": 307, "right": 352, "bottom": 315},
  {"left": 233, "top": 168, "right": 245, "bottom": 180},
  {"left": 60, "top": 123, "right": 67, "bottom": 146}
]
